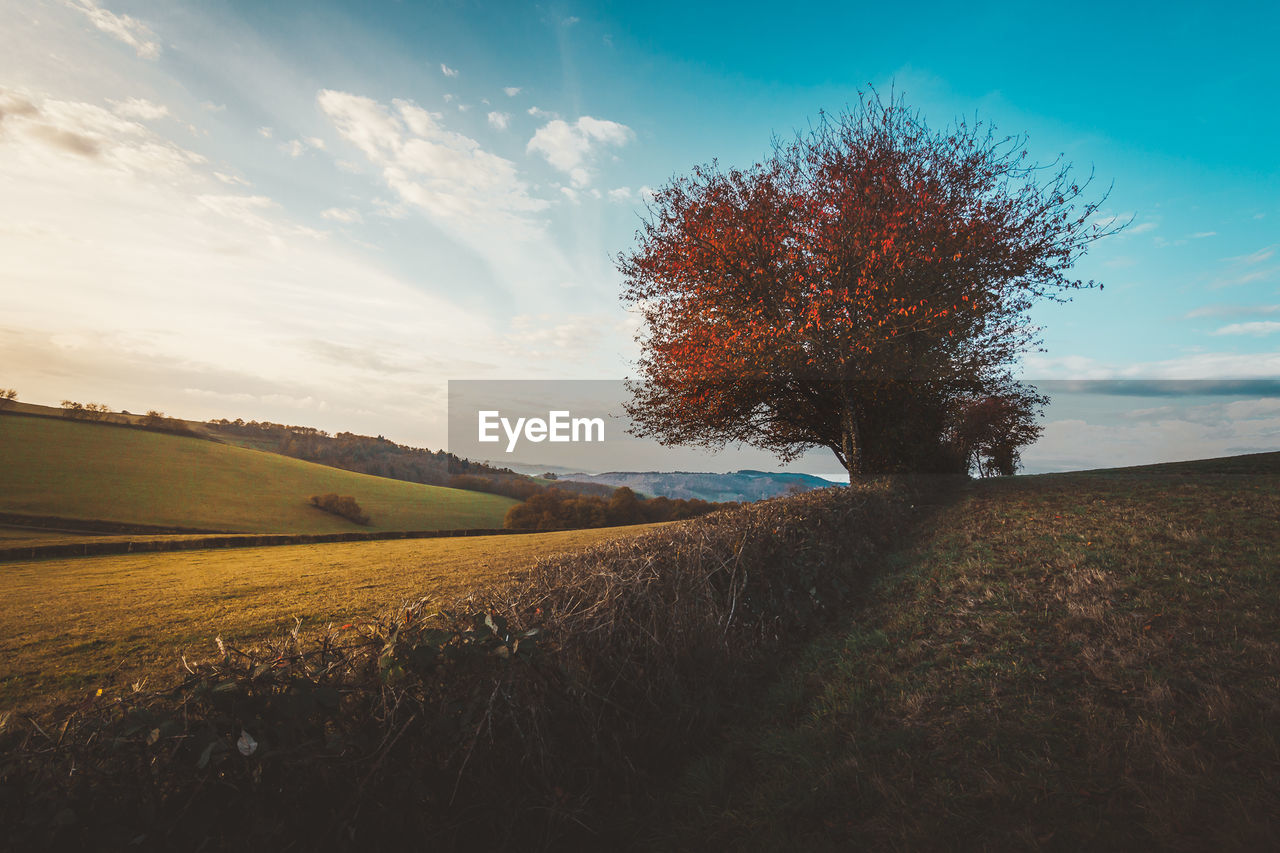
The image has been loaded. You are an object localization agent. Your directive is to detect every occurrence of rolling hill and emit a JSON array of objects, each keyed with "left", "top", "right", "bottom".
[
  {"left": 556, "top": 468, "right": 838, "bottom": 501},
  {"left": 0, "top": 414, "right": 517, "bottom": 533}
]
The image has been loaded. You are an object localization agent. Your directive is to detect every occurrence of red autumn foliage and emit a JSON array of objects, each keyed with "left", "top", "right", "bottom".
[{"left": 619, "top": 90, "right": 1123, "bottom": 476}]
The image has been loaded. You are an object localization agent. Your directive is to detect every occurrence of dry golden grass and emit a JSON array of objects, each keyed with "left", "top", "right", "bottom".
[{"left": 0, "top": 524, "right": 663, "bottom": 714}]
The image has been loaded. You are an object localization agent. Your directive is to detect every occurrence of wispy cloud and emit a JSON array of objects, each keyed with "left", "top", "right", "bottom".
[
  {"left": 109, "top": 98, "right": 168, "bottom": 121},
  {"left": 1212, "top": 321, "right": 1280, "bottom": 337},
  {"left": 315, "top": 89, "right": 605, "bottom": 302},
  {"left": 318, "top": 90, "right": 547, "bottom": 231},
  {"left": 63, "top": 0, "right": 160, "bottom": 59},
  {"left": 1186, "top": 304, "right": 1280, "bottom": 319},
  {"left": 1022, "top": 350, "right": 1280, "bottom": 380},
  {"left": 0, "top": 88, "right": 201, "bottom": 173},
  {"left": 321, "top": 207, "right": 363, "bottom": 224},
  {"left": 487, "top": 111, "right": 509, "bottom": 131},
  {"left": 440, "top": 63, "right": 459, "bottom": 78},
  {"left": 503, "top": 87, "right": 522, "bottom": 97},
  {"left": 1227, "top": 246, "right": 1275, "bottom": 265},
  {"left": 1211, "top": 244, "right": 1278, "bottom": 288},
  {"left": 527, "top": 116, "right": 633, "bottom": 188}
]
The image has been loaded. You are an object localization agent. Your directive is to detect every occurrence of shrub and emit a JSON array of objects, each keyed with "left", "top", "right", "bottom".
[
  {"left": 307, "top": 493, "right": 370, "bottom": 525},
  {"left": 0, "top": 480, "right": 946, "bottom": 849}
]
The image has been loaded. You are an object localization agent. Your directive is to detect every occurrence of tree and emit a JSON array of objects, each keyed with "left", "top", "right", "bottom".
[
  {"left": 0, "top": 388, "right": 16, "bottom": 409},
  {"left": 946, "top": 381, "right": 1046, "bottom": 477},
  {"left": 619, "top": 91, "right": 1122, "bottom": 477}
]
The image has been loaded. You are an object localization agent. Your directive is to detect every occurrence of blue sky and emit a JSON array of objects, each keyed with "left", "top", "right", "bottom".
[{"left": 1, "top": 0, "right": 1277, "bottom": 475}]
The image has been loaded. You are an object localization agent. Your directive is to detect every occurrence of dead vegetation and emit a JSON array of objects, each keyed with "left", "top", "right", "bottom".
[{"left": 0, "top": 478, "right": 935, "bottom": 850}]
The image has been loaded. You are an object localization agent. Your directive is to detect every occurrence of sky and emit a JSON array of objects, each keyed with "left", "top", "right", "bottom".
[{"left": 1, "top": 0, "right": 1278, "bottom": 477}]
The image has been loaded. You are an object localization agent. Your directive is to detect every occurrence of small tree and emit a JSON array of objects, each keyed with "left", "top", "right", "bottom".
[
  {"left": 947, "top": 382, "right": 1046, "bottom": 477},
  {"left": 620, "top": 91, "right": 1122, "bottom": 478},
  {"left": 0, "top": 388, "right": 16, "bottom": 409},
  {"left": 83, "top": 402, "right": 111, "bottom": 422}
]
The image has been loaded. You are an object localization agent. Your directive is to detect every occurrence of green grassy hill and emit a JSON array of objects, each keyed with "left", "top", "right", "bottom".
[{"left": 0, "top": 414, "right": 517, "bottom": 533}]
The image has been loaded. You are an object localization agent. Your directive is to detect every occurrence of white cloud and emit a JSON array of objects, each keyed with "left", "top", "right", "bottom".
[
  {"left": 1025, "top": 401, "right": 1280, "bottom": 474},
  {"left": 1211, "top": 245, "right": 1278, "bottom": 288},
  {"left": 318, "top": 89, "right": 547, "bottom": 233},
  {"left": 527, "top": 116, "right": 633, "bottom": 187},
  {"left": 213, "top": 171, "right": 250, "bottom": 186},
  {"left": 280, "top": 139, "right": 305, "bottom": 157},
  {"left": 1130, "top": 221, "right": 1157, "bottom": 234},
  {"left": 1228, "top": 246, "right": 1275, "bottom": 265},
  {"left": 1022, "top": 351, "right": 1280, "bottom": 379},
  {"left": 527, "top": 106, "right": 556, "bottom": 119},
  {"left": 1191, "top": 231, "right": 1217, "bottom": 239},
  {"left": 503, "top": 87, "right": 522, "bottom": 97},
  {"left": 306, "top": 136, "right": 325, "bottom": 150},
  {"left": 0, "top": 89, "right": 203, "bottom": 176},
  {"left": 321, "top": 207, "right": 363, "bottom": 224},
  {"left": 1091, "top": 210, "right": 1134, "bottom": 230},
  {"left": 258, "top": 126, "right": 273, "bottom": 138},
  {"left": 109, "top": 98, "right": 168, "bottom": 121},
  {"left": 441, "top": 63, "right": 459, "bottom": 78},
  {"left": 487, "top": 111, "right": 509, "bottom": 131},
  {"left": 63, "top": 0, "right": 160, "bottom": 59},
  {"left": 315, "top": 89, "right": 604, "bottom": 304},
  {"left": 560, "top": 187, "right": 579, "bottom": 203},
  {"left": 456, "top": 104, "right": 469, "bottom": 112},
  {"left": 1213, "top": 321, "right": 1280, "bottom": 337},
  {"left": 561, "top": 16, "right": 580, "bottom": 26},
  {"left": 1186, "top": 304, "right": 1280, "bottom": 319},
  {"left": 607, "top": 187, "right": 631, "bottom": 202}
]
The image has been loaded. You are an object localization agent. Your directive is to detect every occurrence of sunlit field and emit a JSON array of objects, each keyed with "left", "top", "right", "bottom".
[{"left": 0, "top": 524, "right": 664, "bottom": 713}]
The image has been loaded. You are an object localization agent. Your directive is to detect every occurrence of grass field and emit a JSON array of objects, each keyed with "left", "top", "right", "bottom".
[
  {"left": 0, "top": 523, "right": 664, "bottom": 714},
  {"left": 0, "top": 414, "right": 516, "bottom": 534},
  {"left": 660, "top": 452, "right": 1280, "bottom": 849}
]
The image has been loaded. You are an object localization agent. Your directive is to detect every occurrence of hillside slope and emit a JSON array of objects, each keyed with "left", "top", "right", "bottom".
[
  {"left": 661, "top": 452, "right": 1280, "bottom": 849},
  {"left": 0, "top": 415, "right": 516, "bottom": 533}
]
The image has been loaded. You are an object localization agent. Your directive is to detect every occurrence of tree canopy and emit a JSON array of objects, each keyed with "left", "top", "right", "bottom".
[{"left": 620, "top": 91, "right": 1122, "bottom": 477}]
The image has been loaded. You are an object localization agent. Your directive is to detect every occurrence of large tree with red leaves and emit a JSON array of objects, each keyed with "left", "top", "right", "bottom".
[{"left": 619, "top": 92, "right": 1122, "bottom": 477}]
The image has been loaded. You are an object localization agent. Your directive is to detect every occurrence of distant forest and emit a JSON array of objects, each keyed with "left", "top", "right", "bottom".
[{"left": 204, "top": 418, "right": 617, "bottom": 502}]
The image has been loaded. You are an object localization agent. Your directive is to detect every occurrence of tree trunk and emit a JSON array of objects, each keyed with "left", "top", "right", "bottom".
[{"left": 838, "top": 385, "right": 861, "bottom": 479}]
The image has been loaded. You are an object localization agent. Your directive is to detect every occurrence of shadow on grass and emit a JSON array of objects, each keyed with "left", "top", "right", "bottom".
[{"left": 650, "top": 459, "right": 1280, "bottom": 851}]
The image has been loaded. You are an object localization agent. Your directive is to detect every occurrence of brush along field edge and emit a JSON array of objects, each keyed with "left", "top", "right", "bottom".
[{"left": 0, "top": 478, "right": 940, "bottom": 849}]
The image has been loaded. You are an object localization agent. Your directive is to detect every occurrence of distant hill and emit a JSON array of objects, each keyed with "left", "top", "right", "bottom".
[
  {"left": 558, "top": 469, "right": 837, "bottom": 502},
  {"left": 0, "top": 414, "right": 516, "bottom": 533}
]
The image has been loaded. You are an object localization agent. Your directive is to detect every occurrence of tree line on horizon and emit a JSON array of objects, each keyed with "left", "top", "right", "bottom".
[{"left": 503, "top": 485, "right": 726, "bottom": 531}]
